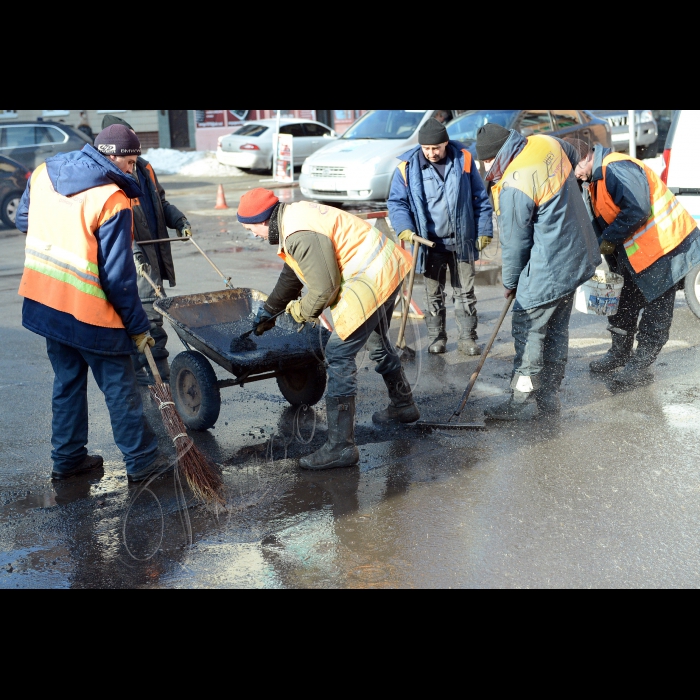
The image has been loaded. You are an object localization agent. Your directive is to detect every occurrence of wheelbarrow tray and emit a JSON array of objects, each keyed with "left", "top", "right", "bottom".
[{"left": 155, "top": 289, "right": 331, "bottom": 378}]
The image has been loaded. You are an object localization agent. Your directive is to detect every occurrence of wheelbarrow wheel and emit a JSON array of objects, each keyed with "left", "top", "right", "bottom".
[
  {"left": 170, "top": 351, "right": 221, "bottom": 431},
  {"left": 276, "top": 361, "right": 327, "bottom": 407}
]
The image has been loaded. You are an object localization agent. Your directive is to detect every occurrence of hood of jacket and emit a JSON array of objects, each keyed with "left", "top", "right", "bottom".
[
  {"left": 44, "top": 144, "right": 143, "bottom": 199},
  {"left": 590, "top": 144, "right": 613, "bottom": 185},
  {"left": 485, "top": 130, "right": 528, "bottom": 183}
]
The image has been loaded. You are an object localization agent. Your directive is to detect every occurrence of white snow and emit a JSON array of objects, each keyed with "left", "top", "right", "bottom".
[
  {"left": 643, "top": 155, "right": 664, "bottom": 175},
  {"left": 142, "top": 148, "right": 245, "bottom": 177}
]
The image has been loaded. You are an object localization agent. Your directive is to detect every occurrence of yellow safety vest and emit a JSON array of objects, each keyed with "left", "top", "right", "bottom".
[
  {"left": 18, "top": 164, "right": 131, "bottom": 329},
  {"left": 278, "top": 202, "right": 412, "bottom": 340}
]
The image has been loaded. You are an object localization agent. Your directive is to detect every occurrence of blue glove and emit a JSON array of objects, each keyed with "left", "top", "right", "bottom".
[{"left": 254, "top": 306, "right": 276, "bottom": 336}]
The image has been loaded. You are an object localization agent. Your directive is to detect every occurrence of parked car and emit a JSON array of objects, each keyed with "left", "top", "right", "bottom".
[
  {"left": 446, "top": 109, "right": 612, "bottom": 158},
  {"left": 589, "top": 110, "right": 658, "bottom": 158},
  {"left": 217, "top": 118, "right": 338, "bottom": 172},
  {"left": 660, "top": 110, "right": 700, "bottom": 319},
  {"left": 300, "top": 110, "right": 608, "bottom": 204},
  {"left": 0, "top": 121, "right": 92, "bottom": 171},
  {"left": 0, "top": 154, "right": 30, "bottom": 228}
]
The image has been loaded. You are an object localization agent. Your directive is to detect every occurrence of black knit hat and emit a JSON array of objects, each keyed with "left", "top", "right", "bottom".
[
  {"left": 102, "top": 114, "right": 134, "bottom": 131},
  {"left": 418, "top": 118, "right": 449, "bottom": 146},
  {"left": 94, "top": 124, "right": 142, "bottom": 157},
  {"left": 476, "top": 123, "right": 511, "bottom": 160}
]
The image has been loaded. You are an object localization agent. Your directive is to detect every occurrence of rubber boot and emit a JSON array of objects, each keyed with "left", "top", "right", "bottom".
[
  {"left": 51, "top": 455, "right": 104, "bottom": 481},
  {"left": 300, "top": 397, "right": 360, "bottom": 471},
  {"left": 612, "top": 340, "right": 663, "bottom": 388},
  {"left": 372, "top": 367, "right": 421, "bottom": 424},
  {"left": 535, "top": 370, "right": 564, "bottom": 417},
  {"left": 590, "top": 330, "right": 634, "bottom": 373},
  {"left": 426, "top": 310, "right": 447, "bottom": 354},
  {"left": 455, "top": 309, "right": 481, "bottom": 356},
  {"left": 484, "top": 389, "right": 534, "bottom": 421}
]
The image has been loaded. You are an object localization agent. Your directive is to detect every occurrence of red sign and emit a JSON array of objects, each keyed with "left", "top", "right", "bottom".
[{"left": 196, "top": 110, "right": 225, "bottom": 128}]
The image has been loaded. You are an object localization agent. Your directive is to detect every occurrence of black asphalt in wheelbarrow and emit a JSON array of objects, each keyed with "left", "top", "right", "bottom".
[{"left": 154, "top": 289, "right": 331, "bottom": 431}]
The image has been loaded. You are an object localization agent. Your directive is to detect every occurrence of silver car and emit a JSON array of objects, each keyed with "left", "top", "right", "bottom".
[
  {"left": 590, "top": 110, "right": 659, "bottom": 158},
  {"left": 216, "top": 118, "right": 338, "bottom": 172}
]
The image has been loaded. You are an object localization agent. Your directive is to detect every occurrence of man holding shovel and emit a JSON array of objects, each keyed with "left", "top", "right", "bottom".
[
  {"left": 101, "top": 114, "right": 193, "bottom": 386},
  {"left": 476, "top": 124, "right": 601, "bottom": 420},
  {"left": 388, "top": 117, "right": 494, "bottom": 355},
  {"left": 238, "top": 189, "right": 418, "bottom": 471},
  {"left": 16, "top": 125, "right": 170, "bottom": 482}
]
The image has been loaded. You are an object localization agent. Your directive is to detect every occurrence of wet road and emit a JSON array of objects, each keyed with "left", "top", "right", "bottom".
[{"left": 2, "top": 173, "right": 700, "bottom": 589}]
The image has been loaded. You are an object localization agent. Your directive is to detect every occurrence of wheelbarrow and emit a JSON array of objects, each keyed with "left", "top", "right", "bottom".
[{"left": 154, "top": 289, "right": 331, "bottom": 432}]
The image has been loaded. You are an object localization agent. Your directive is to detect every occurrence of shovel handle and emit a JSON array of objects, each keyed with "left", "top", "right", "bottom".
[{"left": 450, "top": 293, "right": 515, "bottom": 421}]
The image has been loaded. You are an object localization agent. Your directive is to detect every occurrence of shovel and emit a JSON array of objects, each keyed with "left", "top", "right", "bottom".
[
  {"left": 417, "top": 293, "right": 515, "bottom": 431},
  {"left": 396, "top": 234, "right": 435, "bottom": 361}
]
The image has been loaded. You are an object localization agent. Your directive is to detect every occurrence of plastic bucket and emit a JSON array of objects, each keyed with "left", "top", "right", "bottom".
[{"left": 575, "top": 270, "right": 624, "bottom": 316}]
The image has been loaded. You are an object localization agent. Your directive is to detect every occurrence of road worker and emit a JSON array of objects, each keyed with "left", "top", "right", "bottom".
[
  {"left": 101, "top": 114, "right": 193, "bottom": 386},
  {"left": 238, "top": 189, "right": 417, "bottom": 470},
  {"left": 573, "top": 139, "right": 700, "bottom": 387},
  {"left": 476, "top": 124, "right": 601, "bottom": 420},
  {"left": 388, "top": 117, "right": 494, "bottom": 355},
  {"left": 16, "top": 125, "right": 170, "bottom": 483}
]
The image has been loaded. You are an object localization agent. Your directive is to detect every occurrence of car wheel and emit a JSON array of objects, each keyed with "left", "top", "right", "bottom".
[
  {"left": 684, "top": 264, "right": 700, "bottom": 320},
  {"left": 1, "top": 192, "right": 22, "bottom": 228}
]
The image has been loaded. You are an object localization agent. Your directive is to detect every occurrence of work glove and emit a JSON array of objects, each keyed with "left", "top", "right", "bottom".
[
  {"left": 131, "top": 332, "right": 155, "bottom": 355},
  {"left": 177, "top": 219, "right": 193, "bottom": 238},
  {"left": 286, "top": 299, "right": 308, "bottom": 324},
  {"left": 476, "top": 236, "right": 492, "bottom": 252},
  {"left": 600, "top": 240, "right": 616, "bottom": 256},
  {"left": 398, "top": 230, "right": 416, "bottom": 244},
  {"left": 254, "top": 307, "right": 277, "bottom": 336},
  {"left": 133, "top": 253, "right": 152, "bottom": 279}
]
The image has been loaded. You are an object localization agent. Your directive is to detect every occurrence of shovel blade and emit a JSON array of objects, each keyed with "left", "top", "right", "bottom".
[{"left": 398, "top": 345, "right": 416, "bottom": 362}]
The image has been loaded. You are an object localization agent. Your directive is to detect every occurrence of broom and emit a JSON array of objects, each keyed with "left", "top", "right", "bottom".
[
  {"left": 136, "top": 264, "right": 226, "bottom": 507},
  {"left": 144, "top": 345, "right": 226, "bottom": 507}
]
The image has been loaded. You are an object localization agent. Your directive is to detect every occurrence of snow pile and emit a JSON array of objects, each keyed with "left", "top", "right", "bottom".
[{"left": 143, "top": 148, "right": 244, "bottom": 177}]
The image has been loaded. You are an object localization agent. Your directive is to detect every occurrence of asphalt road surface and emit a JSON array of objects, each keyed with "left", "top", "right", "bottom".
[{"left": 1, "top": 172, "right": 699, "bottom": 589}]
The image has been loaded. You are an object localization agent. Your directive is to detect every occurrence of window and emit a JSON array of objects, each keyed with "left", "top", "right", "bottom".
[
  {"left": 0, "top": 126, "right": 40, "bottom": 149},
  {"left": 551, "top": 110, "right": 581, "bottom": 130},
  {"left": 42, "top": 110, "right": 70, "bottom": 118},
  {"left": 519, "top": 111, "right": 554, "bottom": 135},
  {"left": 280, "top": 124, "right": 306, "bottom": 138},
  {"left": 303, "top": 123, "right": 331, "bottom": 137},
  {"left": 0, "top": 110, "right": 17, "bottom": 120}
]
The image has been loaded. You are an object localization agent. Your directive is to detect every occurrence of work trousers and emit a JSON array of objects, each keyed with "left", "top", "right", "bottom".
[
  {"left": 46, "top": 339, "right": 159, "bottom": 476},
  {"left": 424, "top": 250, "right": 477, "bottom": 317},
  {"left": 132, "top": 273, "right": 170, "bottom": 374},
  {"left": 324, "top": 285, "right": 402, "bottom": 398},
  {"left": 510, "top": 294, "right": 575, "bottom": 392},
  {"left": 609, "top": 262, "right": 676, "bottom": 349}
]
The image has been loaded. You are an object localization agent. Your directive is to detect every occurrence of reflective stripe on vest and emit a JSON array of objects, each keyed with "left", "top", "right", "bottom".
[
  {"left": 491, "top": 135, "right": 571, "bottom": 215},
  {"left": 589, "top": 152, "right": 697, "bottom": 274},
  {"left": 278, "top": 202, "right": 412, "bottom": 340},
  {"left": 18, "top": 164, "right": 129, "bottom": 329},
  {"left": 398, "top": 149, "right": 473, "bottom": 185}
]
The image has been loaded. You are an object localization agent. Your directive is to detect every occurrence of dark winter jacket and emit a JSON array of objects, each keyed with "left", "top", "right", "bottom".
[
  {"left": 388, "top": 141, "right": 493, "bottom": 275},
  {"left": 16, "top": 145, "right": 150, "bottom": 356},
  {"left": 589, "top": 145, "right": 700, "bottom": 302},
  {"left": 486, "top": 131, "right": 601, "bottom": 310},
  {"left": 132, "top": 157, "right": 186, "bottom": 287}
]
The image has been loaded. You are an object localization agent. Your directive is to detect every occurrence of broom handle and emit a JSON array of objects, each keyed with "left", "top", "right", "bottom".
[
  {"left": 143, "top": 345, "right": 164, "bottom": 386},
  {"left": 397, "top": 235, "right": 435, "bottom": 348},
  {"left": 450, "top": 293, "right": 515, "bottom": 422}
]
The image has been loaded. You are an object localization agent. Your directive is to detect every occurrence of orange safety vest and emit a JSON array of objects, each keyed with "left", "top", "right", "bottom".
[
  {"left": 279, "top": 202, "right": 412, "bottom": 340},
  {"left": 397, "top": 149, "right": 473, "bottom": 185},
  {"left": 18, "top": 164, "right": 131, "bottom": 329},
  {"left": 589, "top": 152, "right": 697, "bottom": 274},
  {"left": 491, "top": 135, "right": 572, "bottom": 214}
]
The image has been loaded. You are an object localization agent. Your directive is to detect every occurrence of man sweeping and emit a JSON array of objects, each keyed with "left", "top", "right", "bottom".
[
  {"left": 16, "top": 125, "right": 170, "bottom": 483},
  {"left": 573, "top": 139, "right": 700, "bottom": 387},
  {"left": 237, "top": 189, "right": 418, "bottom": 471}
]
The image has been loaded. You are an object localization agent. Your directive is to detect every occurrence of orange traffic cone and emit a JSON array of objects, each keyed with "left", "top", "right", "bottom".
[{"left": 215, "top": 184, "right": 229, "bottom": 210}]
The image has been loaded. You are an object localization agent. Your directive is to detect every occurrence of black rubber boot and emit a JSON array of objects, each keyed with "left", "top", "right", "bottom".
[
  {"left": 484, "top": 389, "right": 534, "bottom": 421},
  {"left": 612, "top": 340, "right": 663, "bottom": 388},
  {"left": 52, "top": 455, "right": 104, "bottom": 481},
  {"left": 300, "top": 397, "right": 360, "bottom": 471},
  {"left": 426, "top": 310, "right": 447, "bottom": 354},
  {"left": 590, "top": 330, "right": 634, "bottom": 373},
  {"left": 535, "top": 368, "right": 564, "bottom": 417},
  {"left": 372, "top": 368, "right": 420, "bottom": 424},
  {"left": 455, "top": 309, "right": 481, "bottom": 356}
]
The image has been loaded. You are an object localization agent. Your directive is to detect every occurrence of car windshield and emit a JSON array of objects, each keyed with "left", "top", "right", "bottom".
[
  {"left": 342, "top": 110, "right": 428, "bottom": 140},
  {"left": 446, "top": 110, "right": 518, "bottom": 142}
]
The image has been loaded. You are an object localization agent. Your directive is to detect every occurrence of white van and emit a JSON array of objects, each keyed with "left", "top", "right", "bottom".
[{"left": 661, "top": 110, "right": 700, "bottom": 318}]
